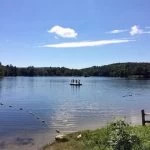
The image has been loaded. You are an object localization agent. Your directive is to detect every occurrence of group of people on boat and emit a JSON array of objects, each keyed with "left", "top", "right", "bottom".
[{"left": 71, "top": 79, "right": 81, "bottom": 84}]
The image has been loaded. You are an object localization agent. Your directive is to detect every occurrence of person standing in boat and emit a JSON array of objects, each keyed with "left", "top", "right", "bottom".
[
  {"left": 72, "top": 79, "right": 74, "bottom": 83},
  {"left": 78, "top": 80, "right": 80, "bottom": 84},
  {"left": 76, "top": 80, "right": 78, "bottom": 84}
]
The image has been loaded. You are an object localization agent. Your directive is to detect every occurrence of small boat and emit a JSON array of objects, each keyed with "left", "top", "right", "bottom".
[
  {"left": 70, "top": 79, "right": 82, "bottom": 86},
  {"left": 70, "top": 83, "right": 82, "bottom": 86}
]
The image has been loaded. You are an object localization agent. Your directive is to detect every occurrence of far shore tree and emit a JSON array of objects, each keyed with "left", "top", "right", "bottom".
[{"left": 0, "top": 62, "right": 150, "bottom": 78}]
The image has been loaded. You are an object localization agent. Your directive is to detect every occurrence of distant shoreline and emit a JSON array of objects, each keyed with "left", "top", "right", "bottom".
[
  {"left": 1, "top": 62, "right": 150, "bottom": 78},
  {"left": 1, "top": 76, "right": 150, "bottom": 80}
]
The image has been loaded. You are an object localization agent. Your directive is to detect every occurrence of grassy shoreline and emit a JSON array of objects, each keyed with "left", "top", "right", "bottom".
[{"left": 42, "top": 120, "right": 150, "bottom": 150}]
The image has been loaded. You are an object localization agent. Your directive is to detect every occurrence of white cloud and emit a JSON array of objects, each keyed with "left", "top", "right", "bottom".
[
  {"left": 107, "top": 25, "right": 150, "bottom": 36},
  {"left": 107, "top": 29, "right": 128, "bottom": 34},
  {"left": 130, "top": 25, "right": 143, "bottom": 36},
  {"left": 43, "top": 39, "right": 134, "bottom": 48},
  {"left": 48, "top": 25, "right": 78, "bottom": 38},
  {"left": 130, "top": 25, "right": 150, "bottom": 36}
]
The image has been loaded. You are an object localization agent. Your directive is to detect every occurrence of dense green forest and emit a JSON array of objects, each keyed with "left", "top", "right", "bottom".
[{"left": 0, "top": 62, "right": 150, "bottom": 78}]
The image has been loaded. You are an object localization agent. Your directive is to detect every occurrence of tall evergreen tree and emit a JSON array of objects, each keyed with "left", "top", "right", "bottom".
[{"left": 0, "top": 62, "right": 4, "bottom": 76}]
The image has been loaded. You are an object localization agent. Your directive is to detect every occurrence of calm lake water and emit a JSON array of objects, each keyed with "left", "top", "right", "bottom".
[{"left": 0, "top": 77, "right": 150, "bottom": 150}]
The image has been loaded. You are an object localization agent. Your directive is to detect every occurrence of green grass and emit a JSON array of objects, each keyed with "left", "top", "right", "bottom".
[{"left": 42, "top": 122, "right": 150, "bottom": 150}]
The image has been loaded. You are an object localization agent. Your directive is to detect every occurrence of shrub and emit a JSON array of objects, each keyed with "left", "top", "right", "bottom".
[{"left": 108, "top": 120, "right": 141, "bottom": 150}]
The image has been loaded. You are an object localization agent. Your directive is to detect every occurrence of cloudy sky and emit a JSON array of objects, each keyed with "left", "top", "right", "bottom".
[{"left": 0, "top": 0, "right": 150, "bottom": 68}]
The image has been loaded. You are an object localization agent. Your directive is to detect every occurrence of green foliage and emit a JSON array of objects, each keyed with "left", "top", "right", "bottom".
[
  {"left": 82, "top": 63, "right": 150, "bottom": 78},
  {"left": 43, "top": 120, "right": 150, "bottom": 150},
  {"left": 0, "top": 62, "right": 150, "bottom": 77},
  {"left": 131, "top": 126, "right": 150, "bottom": 150},
  {"left": 82, "top": 129, "right": 109, "bottom": 150},
  {"left": 108, "top": 120, "right": 141, "bottom": 150},
  {"left": 0, "top": 62, "right": 4, "bottom": 76}
]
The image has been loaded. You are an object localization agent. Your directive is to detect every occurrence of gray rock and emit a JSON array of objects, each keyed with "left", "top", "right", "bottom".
[{"left": 55, "top": 134, "right": 68, "bottom": 142}]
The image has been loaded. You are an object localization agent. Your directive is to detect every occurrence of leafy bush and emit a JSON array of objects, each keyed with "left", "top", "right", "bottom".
[
  {"left": 44, "top": 120, "right": 150, "bottom": 150},
  {"left": 108, "top": 120, "right": 141, "bottom": 150}
]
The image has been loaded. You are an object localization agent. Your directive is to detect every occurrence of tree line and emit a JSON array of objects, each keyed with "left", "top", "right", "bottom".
[{"left": 0, "top": 62, "right": 150, "bottom": 78}]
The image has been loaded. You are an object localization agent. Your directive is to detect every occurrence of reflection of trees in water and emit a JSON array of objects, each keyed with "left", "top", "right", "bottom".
[{"left": 0, "top": 78, "right": 3, "bottom": 98}]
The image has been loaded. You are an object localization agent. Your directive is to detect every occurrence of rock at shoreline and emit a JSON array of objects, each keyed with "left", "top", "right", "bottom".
[
  {"left": 55, "top": 134, "right": 68, "bottom": 142},
  {"left": 77, "top": 134, "right": 82, "bottom": 139}
]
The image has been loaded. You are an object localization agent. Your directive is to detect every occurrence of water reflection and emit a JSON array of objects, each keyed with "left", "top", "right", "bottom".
[
  {"left": 71, "top": 85, "right": 80, "bottom": 93},
  {"left": 0, "top": 77, "right": 150, "bottom": 149}
]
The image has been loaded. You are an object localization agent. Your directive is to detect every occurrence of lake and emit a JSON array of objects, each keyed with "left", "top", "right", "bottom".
[{"left": 0, "top": 77, "right": 150, "bottom": 150}]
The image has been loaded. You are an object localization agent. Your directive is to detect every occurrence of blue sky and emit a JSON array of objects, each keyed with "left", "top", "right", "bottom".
[{"left": 0, "top": 0, "right": 150, "bottom": 68}]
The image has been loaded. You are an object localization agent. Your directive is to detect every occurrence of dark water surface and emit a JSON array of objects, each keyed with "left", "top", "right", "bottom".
[{"left": 0, "top": 77, "right": 150, "bottom": 150}]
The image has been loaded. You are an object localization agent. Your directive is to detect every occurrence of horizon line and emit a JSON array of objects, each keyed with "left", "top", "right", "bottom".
[{"left": 1, "top": 61, "right": 150, "bottom": 70}]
